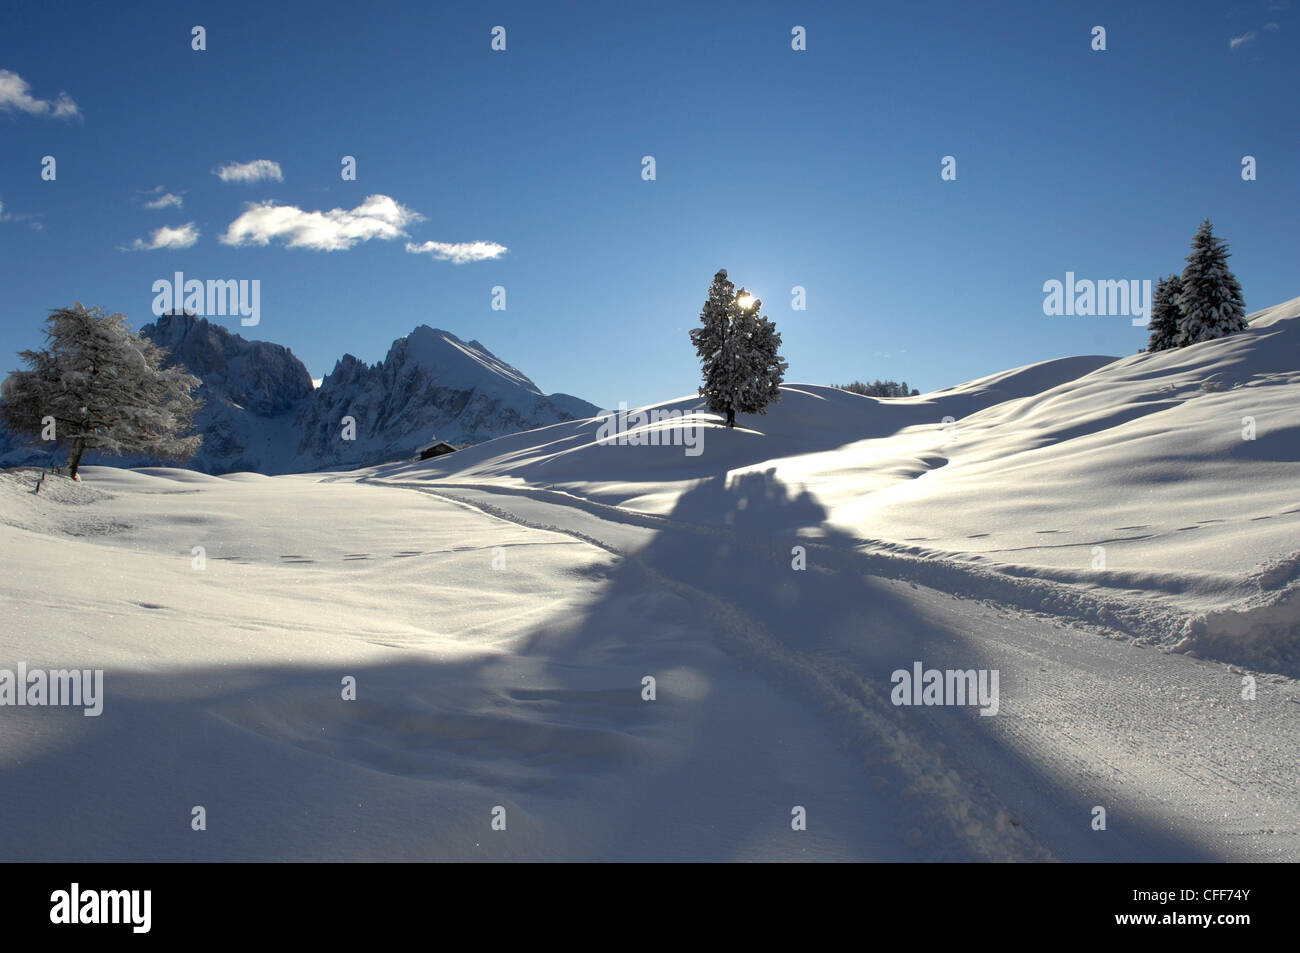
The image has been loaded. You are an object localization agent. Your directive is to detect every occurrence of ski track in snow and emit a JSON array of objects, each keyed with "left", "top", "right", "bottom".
[
  {"left": 1, "top": 458, "right": 1293, "bottom": 861},
  {"left": 369, "top": 477, "right": 1300, "bottom": 861},
  {"left": 0, "top": 470, "right": 922, "bottom": 861}
]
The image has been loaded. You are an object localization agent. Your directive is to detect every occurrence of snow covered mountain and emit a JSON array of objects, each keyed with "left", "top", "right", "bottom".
[
  {"left": 146, "top": 311, "right": 317, "bottom": 416},
  {"left": 0, "top": 314, "right": 599, "bottom": 474},
  {"left": 295, "top": 325, "right": 599, "bottom": 470}
]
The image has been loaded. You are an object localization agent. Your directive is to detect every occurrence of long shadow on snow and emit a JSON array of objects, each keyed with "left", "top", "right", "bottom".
[
  {"left": 594, "top": 467, "right": 1229, "bottom": 862},
  {"left": 0, "top": 468, "right": 1228, "bottom": 861}
]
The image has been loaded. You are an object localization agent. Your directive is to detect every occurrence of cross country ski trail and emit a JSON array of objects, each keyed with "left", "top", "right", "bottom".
[{"left": 371, "top": 477, "right": 1300, "bottom": 862}]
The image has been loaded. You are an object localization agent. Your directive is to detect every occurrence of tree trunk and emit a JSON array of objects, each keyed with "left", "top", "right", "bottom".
[
  {"left": 725, "top": 407, "right": 736, "bottom": 428},
  {"left": 66, "top": 437, "right": 86, "bottom": 480}
]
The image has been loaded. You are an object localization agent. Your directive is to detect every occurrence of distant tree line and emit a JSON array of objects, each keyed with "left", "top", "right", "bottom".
[{"left": 834, "top": 379, "right": 919, "bottom": 398}]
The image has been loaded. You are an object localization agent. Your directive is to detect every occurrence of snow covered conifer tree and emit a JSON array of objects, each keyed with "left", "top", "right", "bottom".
[
  {"left": 731, "top": 291, "right": 787, "bottom": 420},
  {"left": 1146, "top": 274, "right": 1183, "bottom": 352},
  {"left": 690, "top": 269, "right": 739, "bottom": 427},
  {"left": 1175, "top": 219, "right": 1247, "bottom": 346},
  {"left": 690, "top": 270, "right": 787, "bottom": 428},
  {"left": 1, "top": 303, "right": 202, "bottom": 479}
]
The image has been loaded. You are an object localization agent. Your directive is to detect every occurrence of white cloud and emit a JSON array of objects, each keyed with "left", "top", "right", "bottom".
[
  {"left": 1229, "top": 31, "right": 1257, "bottom": 49},
  {"left": 0, "top": 199, "right": 43, "bottom": 230},
  {"left": 405, "top": 240, "right": 508, "bottom": 264},
  {"left": 129, "top": 223, "right": 200, "bottom": 250},
  {"left": 215, "top": 159, "right": 284, "bottom": 184},
  {"left": 220, "top": 194, "right": 424, "bottom": 251},
  {"left": 142, "top": 189, "right": 183, "bottom": 210},
  {"left": 0, "top": 69, "right": 81, "bottom": 119},
  {"left": 1265, "top": 22, "right": 1280, "bottom": 30}
]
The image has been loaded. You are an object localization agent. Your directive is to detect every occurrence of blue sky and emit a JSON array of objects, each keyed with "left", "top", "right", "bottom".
[{"left": 1, "top": 0, "right": 1295, "bottom": 410}]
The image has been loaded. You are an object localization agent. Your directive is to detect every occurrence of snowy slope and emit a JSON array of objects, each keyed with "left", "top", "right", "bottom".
[
  {"left": 1, "top": 458, "right": 1295, "bottom": 861},
  {"left": 375, "top": 297, "right": 1300, "bottom": 674},
  {"left": 0, "top": 467, "right": 922, "bottom": 861}
]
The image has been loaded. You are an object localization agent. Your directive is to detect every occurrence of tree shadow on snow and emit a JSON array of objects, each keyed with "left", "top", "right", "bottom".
[{"left": 0, "top": 467, "right": 1235, "bottom": 861}]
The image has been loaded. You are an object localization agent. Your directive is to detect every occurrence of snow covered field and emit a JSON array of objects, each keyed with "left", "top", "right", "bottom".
[{"left": 2, "top": 297, "right": 1297, "bottom": 861}]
